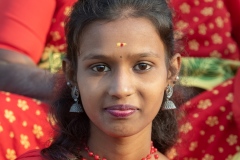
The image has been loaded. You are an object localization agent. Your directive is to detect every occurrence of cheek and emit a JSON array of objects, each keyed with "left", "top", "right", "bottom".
[
  {"left": 77, "top": 73, "right": 92, "bottom": 104},
  {"left": 143, "top": 88, "right": 165, "bottom": 122},
  {"left": 147, "top": 87, "right": 165, "bottom": 106},
  {"left": 140, "top": 70, "right": 168, "bottom": 93},
  {"left": 78, "top": 85, "right": 100, "bottom": 118},
  {"left": 140, "top": 77, "right": 167, "bottom": 107},
  {"left": 77, "top": 76, "right": 104, "bottom": 109},
  {"left": 78, "top": 82, "right": 95, "bottom": 104}
]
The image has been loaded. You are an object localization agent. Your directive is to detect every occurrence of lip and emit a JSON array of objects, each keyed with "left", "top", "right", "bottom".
[{"left": 105, "top": 104, "right": 139, "bottom": 118}]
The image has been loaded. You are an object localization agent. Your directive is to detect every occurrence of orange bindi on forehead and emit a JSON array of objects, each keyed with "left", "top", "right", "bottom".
[{"left": 117, "top": 42, "right": 127, "bottom": 47}]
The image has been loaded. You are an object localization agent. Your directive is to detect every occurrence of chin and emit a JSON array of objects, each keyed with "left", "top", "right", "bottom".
[{"left": 105, "top": 125, "right": 142, "bottom": 138}]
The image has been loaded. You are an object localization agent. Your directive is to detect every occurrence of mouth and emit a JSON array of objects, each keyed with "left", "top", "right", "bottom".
[{"left": 104, "top": 104, "right": 139, "bottom": 118}]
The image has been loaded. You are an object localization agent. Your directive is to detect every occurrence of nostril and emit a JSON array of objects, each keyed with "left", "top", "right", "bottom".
[{"left": 107, "top": 70, "right": 135, "bottom": 98}]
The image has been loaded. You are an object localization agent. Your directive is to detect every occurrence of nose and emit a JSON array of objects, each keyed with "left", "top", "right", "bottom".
[{"left": 108, "top": 69, "right": 135, "bottom": 99}]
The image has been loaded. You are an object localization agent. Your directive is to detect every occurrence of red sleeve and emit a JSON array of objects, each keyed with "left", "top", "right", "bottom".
[
  {"left": 224, "top": 0, "right": 240, "bottom": 49},
  {"left": 17, "top": 150, "right": 43, "bottom": 160},
  {"left": 233, "top": 69, "right": 240, "bottom": 134},
  {"left": 0, "top": 0, "right": 56, "bottom": 64}
]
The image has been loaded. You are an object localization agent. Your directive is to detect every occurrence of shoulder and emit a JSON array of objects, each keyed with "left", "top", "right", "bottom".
[{"left": 17, "top": 149, "right": 44, "bottom": 160}]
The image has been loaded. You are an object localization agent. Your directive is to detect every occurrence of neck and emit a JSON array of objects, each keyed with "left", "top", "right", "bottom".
[{"left": 80, "top": 122, "right": 163, "bottom": 160}]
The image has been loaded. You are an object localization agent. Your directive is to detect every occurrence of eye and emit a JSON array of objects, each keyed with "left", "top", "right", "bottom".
[
  {"left": 91, "top": 64, "right": 110, "bottom": 72},
  {"left": 134, "top": 63, "right": 152, "bottom": 71}
]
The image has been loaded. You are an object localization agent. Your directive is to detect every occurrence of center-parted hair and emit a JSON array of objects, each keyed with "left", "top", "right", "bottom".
[{"left": 42, "top": 0, "right": 182, "bottom": 159}]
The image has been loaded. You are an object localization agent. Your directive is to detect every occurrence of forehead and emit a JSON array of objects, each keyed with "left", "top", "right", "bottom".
[{"left": 79, "top": 17, "right": 165, "bottom": 56}]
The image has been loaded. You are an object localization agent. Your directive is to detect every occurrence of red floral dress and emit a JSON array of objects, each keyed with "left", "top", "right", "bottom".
[
  {"left": 0, "top": 0, "right": 76, "bottom": 159},
  {"left": 169, "top": 0, "right": 240, "bottom": 159}
]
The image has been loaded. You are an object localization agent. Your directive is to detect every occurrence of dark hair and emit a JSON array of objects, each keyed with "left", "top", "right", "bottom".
[{"left": 42, "top": 0, "right": 182, "bottom": 159}]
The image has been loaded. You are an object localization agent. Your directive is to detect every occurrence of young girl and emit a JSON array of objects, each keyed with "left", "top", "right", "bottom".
[{"left": 17, "top": 0, "right": 181, "bottom": 159}]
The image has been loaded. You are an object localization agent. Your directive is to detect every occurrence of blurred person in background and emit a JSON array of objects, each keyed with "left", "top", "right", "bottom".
[
  {"left": 168, "top": 0, "right": 240, "bottom": 159},
  {"left": 0, "top": 0, "right": 76, "bottom": 159}
]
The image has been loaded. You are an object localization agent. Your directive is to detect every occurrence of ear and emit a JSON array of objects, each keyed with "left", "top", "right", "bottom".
[
  {"left": 62, "top": 57, "right": 77, "bottom": 86},
  {"left": 167, "top": 53, "right": 181, "bottom": 85}
]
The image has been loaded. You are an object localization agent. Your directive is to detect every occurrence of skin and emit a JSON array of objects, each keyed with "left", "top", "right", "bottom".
[
  {"left": 0, "top": 0, "right": 56, "bottom": 102},
  {"left": 66, "top": 17, "right": 181, "bottom": 160},
  {"left": 0, "top": 49, "right": 54, "bottom": 102}
]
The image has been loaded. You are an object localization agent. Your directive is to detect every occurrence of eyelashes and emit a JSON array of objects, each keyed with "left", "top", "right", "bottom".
[
  {"left": 90, "top": 62, "right": 152, "bottom": 73},
  {"left": 133, "top": 63, "right": 152, "bottom": 71},
  {"left": 91, "top": 64, "right": 110, "bottom": 72}
]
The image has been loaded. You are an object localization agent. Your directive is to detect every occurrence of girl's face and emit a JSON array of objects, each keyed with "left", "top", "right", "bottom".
[{"left": 77, "top": 17, "right": 173, "bottom": 137}]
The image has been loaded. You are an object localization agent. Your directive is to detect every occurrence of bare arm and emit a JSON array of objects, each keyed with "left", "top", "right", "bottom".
[
  {"left": 0, "top": 0, "right": 57, "bottom": 102},
  {"left": 0, "top": 49, "right": 54, "bottom": 102}
]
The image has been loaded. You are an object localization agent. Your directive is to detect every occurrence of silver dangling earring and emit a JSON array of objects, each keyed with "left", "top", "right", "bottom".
[
  {"left": 67, "top": 82, "right": 83, "bottom": 113},
  {"left": 163, "top": 85, "right": 176, "bottom": 110}
]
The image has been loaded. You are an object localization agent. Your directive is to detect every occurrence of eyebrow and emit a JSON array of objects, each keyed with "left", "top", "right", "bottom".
[
  {"left": 81, "top": 51, "right": 161, "bottom": 61},
  {"left": 132, "top": 52, "right": 161, "bottom": 58},
  {"left": 82, "top": 53, "right": 108, "bottom": 61}
]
